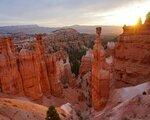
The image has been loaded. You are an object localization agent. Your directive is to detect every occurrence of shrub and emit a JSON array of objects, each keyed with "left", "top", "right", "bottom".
[{"left": 45, "top": 106, "right": 60, "bottom": 120}]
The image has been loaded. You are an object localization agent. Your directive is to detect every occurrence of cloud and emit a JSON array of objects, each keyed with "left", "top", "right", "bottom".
[{"left": 0, "top": 0, "right": 147, "bottom": 26}]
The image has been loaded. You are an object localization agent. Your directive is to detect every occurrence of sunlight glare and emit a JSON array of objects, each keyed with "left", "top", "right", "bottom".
[
  {"left": 110, "top": 0, "right": 150, "bottom": 25},
  {"left": 93, "top": 0, "right": 150, "bottom": 26}
]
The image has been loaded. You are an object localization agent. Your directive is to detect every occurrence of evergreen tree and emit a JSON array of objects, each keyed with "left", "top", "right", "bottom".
[
  {"left": 146, "top": 12, "right": 150, "bottom": 21},
  {"left": 137, "top": 17, "right": 142, "bottom": 25},
  {"left": 45, "top": 106, "right": 60, "bottom": 120}
]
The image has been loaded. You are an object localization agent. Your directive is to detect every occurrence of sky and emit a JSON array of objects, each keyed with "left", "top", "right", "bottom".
[{"left": 0, "top": 0, "right": 150, "bottom": 27}]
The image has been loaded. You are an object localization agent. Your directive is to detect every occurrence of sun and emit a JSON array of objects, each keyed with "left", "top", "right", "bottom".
[
  {"left": 92, "top": 0, "right": 150, "bottom": 26},
  {"left": 111, "top": 0, "right": 150, "bottom": 26},
  {"left": 115, "top": 1, "right": 150, "bottom": 25}
]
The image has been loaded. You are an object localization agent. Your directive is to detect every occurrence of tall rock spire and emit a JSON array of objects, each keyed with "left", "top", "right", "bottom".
[
  {"left": 93, "top": 27, "right": 102, "bottom": 50},
  {"left": 95, "top": 27, "right": 102, "bottom": 43},
  {"left": 0, "top": 37, "right": 23, "bottom": 95},
  {"left": 35, "top": 34, "right": 51, "bottom": 94},
  {"left": 91, "top": 27, "right": 109, "bottom": 111}
]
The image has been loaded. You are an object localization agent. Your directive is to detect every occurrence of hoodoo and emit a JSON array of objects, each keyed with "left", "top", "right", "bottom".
[
  {"left": 91, "top": 27, "right": 110, "bottom": 110},
  {"left": 0, "top": 35, "right": 74, "bottom": 99}
]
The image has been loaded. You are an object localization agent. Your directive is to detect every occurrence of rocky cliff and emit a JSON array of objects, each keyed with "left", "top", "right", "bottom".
[
  {"left": 114, "top": 14, "right": 150, "bottom": 88},
  {"left": 0, "top": 35, "right": 74, "bottom": 100}
]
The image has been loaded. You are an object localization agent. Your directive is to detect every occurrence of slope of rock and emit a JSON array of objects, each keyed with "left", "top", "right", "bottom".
[
  {"left": 0, "top": 97, "right": 77, "bottom": 120},
  {"left": 0, "top": 98, "right": 47, "bottom": 120},
  {"left": 96, "top": 94, "right": 150, "bottom": 120},
  {"left": 92, "top": 82, "right": 150, "bottom": 120}
]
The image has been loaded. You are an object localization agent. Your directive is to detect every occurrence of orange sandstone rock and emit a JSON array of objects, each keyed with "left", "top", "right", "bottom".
[
  {"left": 91, "top": 27, "right": 110, "bottom": 111},
  {"left": 79, "top": 49, "right": 93, "bottom": 77},
  {"left": 0, "top": 37, "right": 23, "bottom": 95},
  {"left": 114, "top": 13, "right": 150, "bottom": 88},
  {"left": 35, "top": 35, "right": 51, "bottom": 94},
  {"left": 0, "top": 35, "right": 74, "bottom": 99}
]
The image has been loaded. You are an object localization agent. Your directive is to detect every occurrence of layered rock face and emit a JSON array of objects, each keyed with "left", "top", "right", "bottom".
[
  {"left": 17, "top": 52, "right": 43, "bottom": 99},
  {"left": 114, "top": 14, "right": 150, "bottom": 88},
  {"left": 0, "top": 35, "right": 73, "bottom": 99},
  {"left": 0, "top": 37, "right": 23, "bottom": 95}
]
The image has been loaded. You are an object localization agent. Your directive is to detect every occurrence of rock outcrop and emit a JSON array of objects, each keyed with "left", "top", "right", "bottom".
[
  {"left": 0, "top": 37, "right": 24, "bottom": 95},
  {"left": 0, "top": 35, "right": 74, "bottom": 99},
  {"left": 91, "top": 27, "right": 110, "bottom": 111},
  {"left": 79, "top": 49, "right": 93, "bottom": 78},
  {"left": 78, "top": 49, "right": 93, "bottom": 108},
  {"left": 114, "top": 13, "right": 150, "bottom": 88},
  {"left": 92, "top": 82, "right": 150, "bottom": 120},
  {"left": 78, "top": 28, "right": 112, "bottom": 111}
]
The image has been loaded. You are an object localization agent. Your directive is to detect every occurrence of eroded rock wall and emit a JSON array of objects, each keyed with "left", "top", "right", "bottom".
[
  {"left": 0, "top": 37, "right": 23, "bottom": 95},
  {"left": 0, "top": 35, "right": 73, "bottom": 99},
  {"left": 114, "top": 18, "right": 150, "bottom": 88}
]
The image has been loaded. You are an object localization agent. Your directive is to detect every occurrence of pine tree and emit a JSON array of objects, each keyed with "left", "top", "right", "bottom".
[
  {"left": 137, "top": 17, "right": 142, "bottom": 25},
  {"left": 45, "top": 106, "right": 60, "bottom": 120},
  {"left": 146, "top": 12, "right": 150, "bottom": 21}
]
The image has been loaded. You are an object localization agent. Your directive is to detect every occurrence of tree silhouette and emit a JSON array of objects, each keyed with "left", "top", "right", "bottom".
[
  {"left": 45, "top": 106, "right": 60, "bottom": 120},
  {"left": 137, "top": 17, "right": 142, "bottom": 25},
  {"left": 146, "top": 12, "right": 150, "bottom": 20}
]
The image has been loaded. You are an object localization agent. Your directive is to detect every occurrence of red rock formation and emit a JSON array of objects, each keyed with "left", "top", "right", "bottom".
[
  {"left": 114, "top": 13, "right": 150, "bottom": 88},
  {"left": 18, "top": 52, "right": 43, "bottom": 99},
  {"left": 91, "top": 27, "right": 110, "bottom": 111},
  {"left": 78, "top": 49, "right": 93, "bottom": 107},
  {"left": 63, "top": 58, "right": 75, "bottom": 87},
  {"left": 35, "top": 35, "right": 51, "bottom": 94},
  {"left": 79, "top": 49, "right": 93, "bottom": 78},
  {"left": 0, "top": 37, "right": 23, "bottom": 95},
  {"left": 45, "top": 55, "right": 63, "bottom": 96},
  {"left": 0, "top": 34, "right": 75, "bottom": 99}
]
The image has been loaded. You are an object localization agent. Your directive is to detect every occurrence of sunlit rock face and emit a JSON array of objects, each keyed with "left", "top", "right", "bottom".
[
  {"left": 0, "top": 37, "right": 23, "bottom": 95},
  {"left": 0, "top": 35, "right": 73, "bottom": 99},
  {"left": 91, "top": 27, "right": 110, "bottom": 111},
  {"left": 114, "top": 14, "right": 150, "bottom": 88},
  {"left": 35, "top": 35, "right": 50, "bottom": 95},
  {"left": 78, "top": 28, "right": 112, "bottom": 111},
  {"left": 45, "top": 55, "right": 63, "bottom": 97},
  {"left": 18, "top": 52, "right": 43, "bottom": 99}
]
